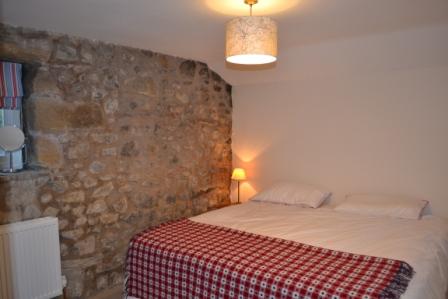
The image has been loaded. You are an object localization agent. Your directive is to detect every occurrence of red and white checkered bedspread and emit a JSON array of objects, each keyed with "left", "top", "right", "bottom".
[{"left": 125, "top": 219, "right": 414, "bottom": 299}]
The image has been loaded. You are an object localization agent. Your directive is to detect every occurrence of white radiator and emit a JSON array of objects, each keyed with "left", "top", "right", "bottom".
[{"left": 0, "top": 217, "right": 63, "bottom": 299}]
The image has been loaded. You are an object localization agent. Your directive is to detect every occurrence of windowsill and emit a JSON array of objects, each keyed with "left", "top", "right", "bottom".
[{"left": 0, "top": 166, "right": 50, "bottom": 181}]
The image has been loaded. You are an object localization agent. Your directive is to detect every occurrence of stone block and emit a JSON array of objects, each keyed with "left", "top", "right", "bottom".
[
  {"left": 91, "top": 133, "right": 118, "bottom": 144},
  {"left": 61, "top": 228, "right": 84, "bottom": 240},
  {"left": 99, "top": 175, "right": 113, "bottom": 181},
  {"left": 0, "top": 25, "right": 53, "bottom": 62},
  {"left": 43, "top": 206, "right": 60, "bottom": 217},
  {"left": 104, "top": 98, "right": 119, "bottom": 114},
  {"left": 33, "top": 135, "right": 63, "bottom": 168},
  {"left": 101, "top": 147, "right": 117, "bottom": 157},
  {"left": 179, "top": 60, "right": 196, "bottom": 78},
  {"left": 112, "top": 197, "right": 128, "bottom": 213},
  {"left": 31, "top": 67, "right": 64, "bottom": 100},
  {"left": 79, "top": 40, "right": 95, "bottom": 64},
  {"left": 60, "top": 191, "right": 85, "bottom": 203},
  {"left": 92, "top": 182, "right": 114, "bottom": 198},
  {"left": 87, "top": 199, "right": 108, "bottom": 214},
  {"left": 68, "top": 143, "right": 90, "bottom": 160},
  {"left": 96, "top": 275, "right": 108, "bottom": 290},
  {"left": 27, "top": 99, "right": 104, "bottom": 133},
  {"left": 59, "top": 219, "right": 69, "bottom": 230},
  {"left": 75, "top": 235, "right": 95, "bottom": 256},
  {"left": 100, "top": 213, "right": 119, "bottom": 224},
  {"left": 49, "top": 176, "right": 69, "bottom": 193},
  {"left": 89, "top": 161, "right": 106, "bottom": 174},
  {"left": 69, "top": 104, "right": 104, "bottom": 128},
  {"left": 75, "top": 216, "right": 87, "bottom": 227},
  {"left": 23, "top": 205, "right": 42, "bottom": 220},
  {"left": 82, "top": 176, "right": 98, "bottom": 188},
  {"left": 122, "top": 77, "right": 157, "bottom": 97},
  {"left": 63, "top": 268, "right": 84, "bottom": 298},
  {"left": 52, "top": 36, "right": 79, "bottom": 63},
  {"left": 120, "top": 141, "right": 139, "bottom": 157},
  {"left": 72, "top": 206, "right": 86, "bottom": 217},
  {"left": 27, "top": 99, "right": 69, "bottom": 133},
  {"left": 40, "top": 193, "right": 53, "bottom": 204}
]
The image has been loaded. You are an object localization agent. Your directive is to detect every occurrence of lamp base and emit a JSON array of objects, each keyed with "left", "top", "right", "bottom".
[{"left": 237, "top": 180, "right": 241, "bottom": 204}]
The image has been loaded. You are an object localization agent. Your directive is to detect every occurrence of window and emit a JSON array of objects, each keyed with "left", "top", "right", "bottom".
[{"left": 0, "top": 62, "right": 25, "bottom": 171}]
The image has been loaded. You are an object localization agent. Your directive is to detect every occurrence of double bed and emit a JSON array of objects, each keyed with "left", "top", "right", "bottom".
[{"left": 125, "top": 201, "right": 448, "bottom": 299}]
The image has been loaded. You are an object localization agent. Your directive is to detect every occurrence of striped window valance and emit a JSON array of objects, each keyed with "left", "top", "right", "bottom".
[{"left": 0, "top": 62, "right": 24, "bottom": 110}]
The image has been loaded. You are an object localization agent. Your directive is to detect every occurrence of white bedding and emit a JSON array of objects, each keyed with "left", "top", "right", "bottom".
[{"left": 191, "top": 201, "right": 448, "bottom": 299}]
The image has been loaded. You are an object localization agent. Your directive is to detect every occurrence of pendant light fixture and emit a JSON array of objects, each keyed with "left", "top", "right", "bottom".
[{"left": 226, "top": 0, "right": 278, "bottom": 65}]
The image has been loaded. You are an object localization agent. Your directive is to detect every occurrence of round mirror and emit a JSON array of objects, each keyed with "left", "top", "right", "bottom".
[{"left": 0, "top": 126, "right": 25, "bottom": 151}]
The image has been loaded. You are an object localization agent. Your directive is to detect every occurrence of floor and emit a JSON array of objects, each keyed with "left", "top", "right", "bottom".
[{"left": 89, "top": 286, "right": 123, "bottom": 299}]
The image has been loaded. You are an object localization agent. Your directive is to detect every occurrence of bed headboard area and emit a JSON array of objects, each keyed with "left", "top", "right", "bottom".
[{"left": 233, "top": 66, "right": 448, "bottom": 218}]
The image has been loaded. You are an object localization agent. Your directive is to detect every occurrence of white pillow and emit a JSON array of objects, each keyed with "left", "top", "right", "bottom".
[
  {"left": 334, "top": 194, "right": 428, "bottom": 220},
  {"left": 251, "top": 182, "right": 331, "bottom": 208}
]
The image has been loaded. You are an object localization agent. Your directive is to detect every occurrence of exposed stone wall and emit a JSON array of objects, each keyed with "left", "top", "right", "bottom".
[{"left": 0, "top": 23, "right": 232, "bottom": 298}]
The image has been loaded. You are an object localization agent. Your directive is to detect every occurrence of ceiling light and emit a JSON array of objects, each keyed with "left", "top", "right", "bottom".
[{"left": 225, "top": 0, "right": 278, "bottom": 65}]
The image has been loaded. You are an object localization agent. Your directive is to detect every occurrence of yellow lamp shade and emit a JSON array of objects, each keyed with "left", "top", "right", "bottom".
[
  {"left": 231, "top": 168, "right": 247, "bottom": 181},
  {"left": 226, "top": 16, "right": 278, "bottom": 65}
]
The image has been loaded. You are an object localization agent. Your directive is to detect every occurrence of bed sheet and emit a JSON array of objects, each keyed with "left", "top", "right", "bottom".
[{"left": 191, "top": 201, "right": 448, "bottom": 299}]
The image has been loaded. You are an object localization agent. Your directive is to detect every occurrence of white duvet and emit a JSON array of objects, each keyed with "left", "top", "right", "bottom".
[{"left": 191, "top": 201, "right": 448, "bottom": 299}]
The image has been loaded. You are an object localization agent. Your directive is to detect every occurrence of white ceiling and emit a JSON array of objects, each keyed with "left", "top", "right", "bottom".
[{"left": 1, "top": 0, "right": 448, "bottom": 85}]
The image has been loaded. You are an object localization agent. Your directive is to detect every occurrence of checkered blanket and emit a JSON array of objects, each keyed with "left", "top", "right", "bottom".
[{"left": 125, "top": 219, "right": 414, "bottom": 299}]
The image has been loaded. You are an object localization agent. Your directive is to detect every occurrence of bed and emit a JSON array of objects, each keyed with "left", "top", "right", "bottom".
[{"left": 125, "top": 201, "right": 448, "bottom": 299}]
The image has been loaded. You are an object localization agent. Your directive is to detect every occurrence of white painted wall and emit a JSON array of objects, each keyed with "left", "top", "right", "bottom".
[{"left": 232, "top": 24, "right": 448, "bottom": 218}]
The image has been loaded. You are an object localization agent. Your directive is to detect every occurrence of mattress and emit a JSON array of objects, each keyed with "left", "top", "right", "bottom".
[{"left": 191, "top": 201, "right": 448, "bottom": 299}]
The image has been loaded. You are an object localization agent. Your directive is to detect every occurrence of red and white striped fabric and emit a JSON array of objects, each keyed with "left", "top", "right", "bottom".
[
  {"left": 0, "top": 62, "right": 23, "bottom": 110},
  {"left": 125, "top": 219, "right": 414, "bottom": 299}
]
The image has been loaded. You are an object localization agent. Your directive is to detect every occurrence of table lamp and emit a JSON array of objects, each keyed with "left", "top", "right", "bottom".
[{"left": 231, "top": 168, "right": 247, "bottom": 203}]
